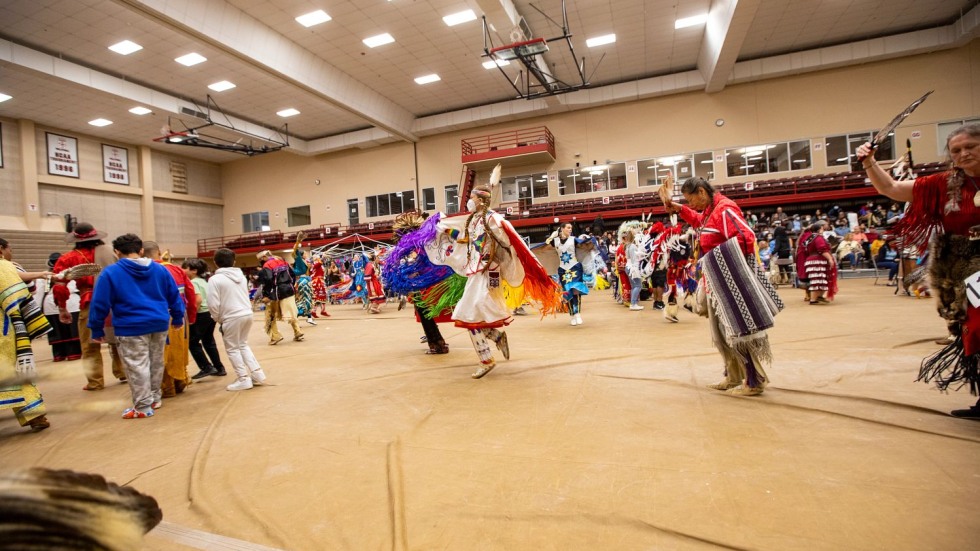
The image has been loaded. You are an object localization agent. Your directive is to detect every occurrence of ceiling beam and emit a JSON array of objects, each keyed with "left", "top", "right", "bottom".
[
  {"left": 111, "top": 0, "right": 417, "bottom": 142},
  {"left": 696, "top": 0, "right": 762, "bottom": 93}
]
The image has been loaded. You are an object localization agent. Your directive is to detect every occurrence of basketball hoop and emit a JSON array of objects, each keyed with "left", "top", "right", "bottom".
[{"left": 490, "top": 38, "right": 549, "bottom": 61}]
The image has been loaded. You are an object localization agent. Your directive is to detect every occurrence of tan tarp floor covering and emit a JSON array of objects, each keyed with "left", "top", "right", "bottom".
[{"left": 2, "top": 279, "right": 978, "bottom": 550}]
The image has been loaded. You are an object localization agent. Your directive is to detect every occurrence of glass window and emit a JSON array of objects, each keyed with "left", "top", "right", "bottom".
[
  {"left": 365, "top": 195, "right": 378, "bottom": 218},
  {"left": 402, "top": 190, "right": 416, "bottom": 211},
  {"left": 500, "top": 177, "right": 519, "bottom": 202},
  {"left": 532, "top": 174, "right": 549, "bottom": 198},
  {"left": 445, "top": 185, "right": 459, "bottom": 215},
  {"left": 938, "top": 119, "right": 980, "bottom": 155},
  {"left": 827, "top": 131, "right": 895, "bottom": 167},
  {"left": 789, "top": 140, "right": 811, "bottom": 170},
  {"left": 286, "top": 205, "right": 311, "bottom": 227},
  {"left": 693, "top": 152, "right": 714, "bottom": 180},
  {"left": 241, "top": 211, "right": 270, "bottom": 233},
  {"left": 377, "top": 193, "right": 390, "bottom": 216},
  {"left": 422, "top": 187, "right": 436, "bottom": 211},
  {"left": 389, "top": 192, "right": 403, "bottom": 215},
  {"left": 560, "top": 163, "right": 627, "bottom": 195},
  {"left": 347, "top": 199, "right": 358, "bottom": 225},
  {"left": 727, "top": 141, "right": 812, "bottom": 176}
]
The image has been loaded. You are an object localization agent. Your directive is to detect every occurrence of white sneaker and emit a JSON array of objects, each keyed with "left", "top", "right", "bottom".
[
  {"left": 629, "top": 304, "right": 644, "bottom": 311},
  {"left": 250, "top": 369, "right": 267, "bottom": 385},
  {"left": 574, "top": 313, "right": 583, "bottom": 325},
  {"left": 307, "top": 318, "right": 317, "bottom": 326},
  {"left": 570, "top": 315, "right": 578, "bottom": 326},
  {"left": 226, "top": 378, "right": 253, "bottom": 391}
]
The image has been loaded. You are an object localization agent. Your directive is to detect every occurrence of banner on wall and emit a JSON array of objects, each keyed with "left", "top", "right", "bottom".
[
  {"left": 102, "top": 144, "right": 129, "bottom": 184},
  {"left": 46, "top": 132, "right": 79, "bottom": 178}
]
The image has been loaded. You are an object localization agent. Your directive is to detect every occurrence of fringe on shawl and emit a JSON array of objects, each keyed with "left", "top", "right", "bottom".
[
  {"left": 382, "top": 213, "right": 454, "bottom": 295},
  {"left": 918, "top": 335, "right": 980, "bottom": 395},
  {"left": 890, "top": 172, "right": 947, "bottom": 252},
  {"left": 499, "top": 222, "right": 566, "bottom": 316},
  {"left": 413, "top": 274, "right": 467, "bottom": 320}
]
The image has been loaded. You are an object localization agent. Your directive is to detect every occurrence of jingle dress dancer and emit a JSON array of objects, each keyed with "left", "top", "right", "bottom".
[
  {"left": 308, "top": 254, "right": 329, "bottom": 317},
  {"left": 546, "top": 222, "right": 592, "bottom": 326},
  {"left": 857, "top": 124, "right": 980, "bottom": 418}
]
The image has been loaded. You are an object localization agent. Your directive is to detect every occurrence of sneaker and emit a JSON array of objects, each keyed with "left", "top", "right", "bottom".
[
  {"left": 150, "top": 401, "right": 163, "bottom": 410},
  {"left": 570, "top": 316, "right": 578, "bottom": 326},
  {"left": 629, "top": 304, "right": 644, "bottom": 311},
  {"left": 192, "top": 367, "right": 215, "bottom": 380},
  {"left": 250, "top": 370, "right": 267, "bottom": 385},
  {"left": 227, "top": 378, "right": 254, "bottom": 391},
  {"left": 654, "top": 301, "right": 665, "bottom": 310},
  {"left": 269, "top": 336, "right": 284, "bottom": 346},
  {"left": 728, "top": 385, "right": 764, "bottom": 396},
  {"left": 950, "top": 405, "right": 980, "bottom": 419},
  {"left": 307, "top": 318, "right": 317, "bottom": 326},
  {"left": 471, "top": 363, "right": 495, "bottom": 379},
  {"left": 212, "top": 368, "right": 227, "bottom": 377},
  {"left": 574, "top": 313, "right": 583, "bottom": 326},
  {"left": 121, "top": 408, "right": 153, "bottom": 419}
]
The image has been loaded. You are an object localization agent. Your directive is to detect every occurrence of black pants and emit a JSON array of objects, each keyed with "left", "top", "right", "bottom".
[
  {"left": 189, "top": 311, "right": 224, "bottom": 371},
  {"left": 416, "top": 305, "right": 444, "bottom": 344}
]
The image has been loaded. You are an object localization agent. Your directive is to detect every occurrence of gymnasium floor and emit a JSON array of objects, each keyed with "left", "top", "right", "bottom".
[{"left": 1, "top": 279, "right": 978, "bottom": 550}]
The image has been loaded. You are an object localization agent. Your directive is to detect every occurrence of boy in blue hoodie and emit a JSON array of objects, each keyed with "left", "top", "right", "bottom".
[{"left": 88, "top": 234, "right": 184, "bottom": 419}]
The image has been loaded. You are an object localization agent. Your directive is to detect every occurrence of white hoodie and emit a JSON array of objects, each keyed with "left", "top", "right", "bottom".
[{"left": 207, "top": 267, "right": 253, "bottom": 323}]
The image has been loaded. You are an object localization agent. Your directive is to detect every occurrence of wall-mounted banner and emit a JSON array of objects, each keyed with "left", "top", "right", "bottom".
[
  {"left": 102, "top": 144, "right": 129, "bottom": 184},
  {"left": 47, "top": 132, "right": 79, "bottom": 178}
]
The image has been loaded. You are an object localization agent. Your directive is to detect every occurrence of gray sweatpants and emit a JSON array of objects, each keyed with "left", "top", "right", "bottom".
[{"left": 116, "top": 332, "right": 167, "bottom": 412}]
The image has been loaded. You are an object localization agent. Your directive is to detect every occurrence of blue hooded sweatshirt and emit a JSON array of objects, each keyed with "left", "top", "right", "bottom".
[{"left": 88, "top": 257, "right": 184, "bottom": 339}]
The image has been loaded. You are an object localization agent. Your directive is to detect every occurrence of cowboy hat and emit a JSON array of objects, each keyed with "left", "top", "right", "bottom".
[{"left": 65, "top": 223, "right": 107, "bottom": 244}]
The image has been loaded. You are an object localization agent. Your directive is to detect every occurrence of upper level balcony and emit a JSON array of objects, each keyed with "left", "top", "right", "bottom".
[{"left": 461, "top": 126, "right": 556, "bottom": 169}]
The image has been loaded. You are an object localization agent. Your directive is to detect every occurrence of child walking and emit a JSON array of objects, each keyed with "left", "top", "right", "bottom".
[{"left": 208, "top": 248, "right": 267, "bottom": 391}]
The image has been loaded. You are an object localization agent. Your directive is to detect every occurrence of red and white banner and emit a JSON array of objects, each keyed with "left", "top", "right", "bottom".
[{"left": 102, "top": 144, "right": 129, "bottom": 184}]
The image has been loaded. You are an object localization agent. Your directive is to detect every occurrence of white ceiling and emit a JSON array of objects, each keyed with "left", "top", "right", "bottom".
[{"left": 0, "top": 0, "right": 975, "bottom": 163}]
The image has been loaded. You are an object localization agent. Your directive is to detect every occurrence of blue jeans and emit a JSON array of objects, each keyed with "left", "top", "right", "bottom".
[
  {"left": 630, "top": 277, "right": 642, "bottom": 306},
  {"left": 878, "top": 260, "right": 898, "bottom": 280}
]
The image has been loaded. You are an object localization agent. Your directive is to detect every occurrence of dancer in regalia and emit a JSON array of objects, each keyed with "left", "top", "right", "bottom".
[
  {"left": 292, "top": 237, "right": 316, "bottom": 326},
  {"left": 545, "top": 222, "right": 595, "bottom": 326},
  {"left": 364, "top": 250, "right": 386, "bottom": 314},
  {"left": 384, "top": 165, "right": 563, "bottom": 378},
  {"left": 857, "top": 124, "right": 980, "bottom": 418},
  {"left": 308, "top": 254, "right": 330, "bottom": 317}
]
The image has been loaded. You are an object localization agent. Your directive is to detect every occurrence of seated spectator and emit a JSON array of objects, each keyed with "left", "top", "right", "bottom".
[
  {"left": 790, "top": 215, "right": 802, "bottom": 233},
  {"left": 837, "top": 233, "right": 864, "bottom": 269},
  {"left": 870, "top": 234, "right": 887, "bottom": 259},
  {"left": 833, "top": 219, "right": 850, "bottom": 237},
  {"left": 875, "top": 238, "right": 900, "bottom": 285},
  {"left": 758, "top": 240, "right": 771, "bottom": 269},
  {"left": 886, "top": 203, "right": 902, "bottom": 224},
  {"left": 851, "top": 225, "right": 871, "bottom": 258}
]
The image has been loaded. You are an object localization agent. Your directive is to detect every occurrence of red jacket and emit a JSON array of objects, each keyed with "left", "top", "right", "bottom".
[
  {"left": 679, "top": 193, "right": 756, "bottom": 256},
  {"left": 159, "top": 261, "right": 197, "bottom": 325},
  {"left": 53, "top": 248, "right": 97, "bottom": 309}
]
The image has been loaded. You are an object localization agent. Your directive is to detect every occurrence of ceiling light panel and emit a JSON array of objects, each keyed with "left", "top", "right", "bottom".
[
  {"left": 128, "top": 106, "right": 152, "bottom": 115},
  {"left": 0, "top": 93, "right": 11, "bottom": 103},
  {"left": 414, "top": 74, "right": 441, "bottom": 85},
  {"left": 277, "top": 108, "right": 300, "bottom": 117},
  {"left": 363, "top": 33, "right": 395, "bottom": 48},
  {"left": 586, "top": 34, "right": 616, "bottom": 48},
  {"left": 443, "top": 9, "right": 477, "bottom": 27},
  {"left": 675, "top": 14, "right": 709, "bottom": 29},
  {"left": 108, "top": 40, "right": 142, "bottom": 55},
  {"left": 88, "top": 118, "right": 112, "bottom": 127},
  {"left": 174, "top": 53, "right": 207, "bottom": 66},
  {"left": 208, "top": 80, "right": 237, "bottom": 92},
  {"left": 482, "top": 59, "right": 510, "bottom": 69},
  {"left": 296, "top": 10, "right": 331, "bottom": 28}
]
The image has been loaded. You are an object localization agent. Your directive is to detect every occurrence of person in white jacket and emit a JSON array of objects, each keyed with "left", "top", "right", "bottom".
[{"left": 207, "top": 248, "right": 266, "bottom": 391}]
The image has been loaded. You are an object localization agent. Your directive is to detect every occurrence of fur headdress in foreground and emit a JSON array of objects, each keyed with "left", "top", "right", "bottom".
[{"left": 617, "top": 220, "right": 647, "bottom": 241}]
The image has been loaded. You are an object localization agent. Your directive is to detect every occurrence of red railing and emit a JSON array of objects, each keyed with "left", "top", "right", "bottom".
[{"left": 461, "top": 126, "right": 555, "bottom": 163}]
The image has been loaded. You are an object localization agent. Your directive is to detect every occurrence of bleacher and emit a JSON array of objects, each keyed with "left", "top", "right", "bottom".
[{"left": 200, "top": 163, "right": 949, "bottom": 257}]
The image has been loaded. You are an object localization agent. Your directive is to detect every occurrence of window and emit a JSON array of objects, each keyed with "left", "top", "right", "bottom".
[
  {"left": 347, "top": 199, "right": 359, "bottom": 225},
  {"left": 286, "top": 205, "right": 311, "bottom": 227},
  {"left": 445, "top": 185, "right": 459, "bottom": 214},
  {"left": 938, "top": 119, "right": 980, "bottom": 155},
  {"left": 558, "top": 163, "right": 627, "bottom": 195},
  {"left": 826, "top": 132, "right": 894, "bottom": 167},
  {"left": 727, "top": 140, "right": 813, "bottom": 177},
  {"left": 422, "top": 187, "right": 436, "bottom": 211},
  {"left": 500, "top": 172, "right": 549, "bottom": 205},
  {"left": 364, "top": 190, "right": 416, "bottom": 217},
  {"left": 242, "top": 211, "right": 269, "bottom": 233}
]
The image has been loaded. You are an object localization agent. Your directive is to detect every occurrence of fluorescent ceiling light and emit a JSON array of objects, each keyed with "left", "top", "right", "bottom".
[
  {"left": 414, "top": 74, "right": 441, "bottom": 85},
  {"left": 175, "top": 53, "right": 207, "bottom": 66},
  {"left": 208, "top": 80, "right": 236, "bottom": 92},
  {"left": 108, "top": 40, "right": 142, "bottom": 55},
  {"left": 700, "top": 160, "right": 713, "bottom": 164},
  {"left": 443, "top": 9, "right": 477, "bottom": 27},
  {"left": 277, "top": 108, "right": 301, "bottom": 117},
  {"left": 296, "top": 10, "right": 331, "bottom": 27},
  {"left": 363, "top": 33, "right": 395, "bottom": 48},
  {"left": 586, "top": 34, "right": 616, "bottom": 48},
  {"left": 0, "top": 93, "right": 11, "bottom": 103},
  {"left": 128, "top": 106, "right": 152, "bottom": 115},
  {"left": 675, "top": 14, "right": 708, "bottom": 29},
  {"left": 88, "top": 118, "right": 113, "bottom": 127},
  {"left": 482, "top": 59, "right": 510, "bottom": 69}
]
